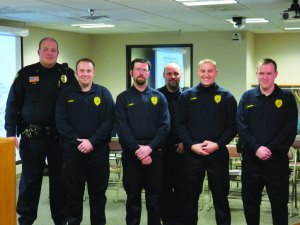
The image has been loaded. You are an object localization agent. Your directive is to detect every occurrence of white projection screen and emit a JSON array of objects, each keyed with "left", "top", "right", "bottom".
[{"left": 0, "top": 34, "right": 23, "bottom": 163}]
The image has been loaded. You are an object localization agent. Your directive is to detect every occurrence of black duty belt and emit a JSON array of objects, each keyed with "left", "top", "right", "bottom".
[{"left": 22, "top": 124, "right": 55, "bottom": 138}]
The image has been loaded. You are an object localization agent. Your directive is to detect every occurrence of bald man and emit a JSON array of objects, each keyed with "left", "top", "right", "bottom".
[
  {"left": 158, "top": 63, "right": 185, "bottom": 225},
  {"left": 175, "top": 59, "right": 237, "bottom": 225}
]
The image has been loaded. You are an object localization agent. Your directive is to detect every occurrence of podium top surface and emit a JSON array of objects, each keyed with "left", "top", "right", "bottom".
[{"left": 0, "top": 137, "right": 15, "bottom": 145}]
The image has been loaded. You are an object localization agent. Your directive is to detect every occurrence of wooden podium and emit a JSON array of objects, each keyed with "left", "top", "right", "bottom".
[{"left": 0, "top": 138, "right": 16, "bottom": 225}]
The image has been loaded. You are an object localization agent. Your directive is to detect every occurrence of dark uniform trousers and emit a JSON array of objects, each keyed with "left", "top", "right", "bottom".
[
  {"left": 183, "top": 148, "right": 231, "bottom": 225},
  {"left": 18, "top": 134, "right": 66, "bottom": 225},
  {"left": 122, "top": 149, "right": 163, "bottom": 225},
  {"left": 161, "top": 144, "right": 185, "bottom": 225},
  {"left": 242, "top": 153, "right": 289, "bottom": 225},
  {"left": 62, "top": 143, "right": 110, "bottom": 225}
]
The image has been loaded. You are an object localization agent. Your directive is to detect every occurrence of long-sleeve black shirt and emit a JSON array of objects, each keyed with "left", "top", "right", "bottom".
[
  {"left": 157, "top": 85, "right": 183, "bottom": 146},
  {"left": 5, "top": 62, "right": 74, "bottom": 136},
  {"left": 236, "top": 85, "right": 298, "bottom": 155},
  {"left": 55, "top": 81, "right": 115, "bottom": 146},
  {"left": 115, "top": 86, "right": 170, "bottom": 152},
  {"left": 175, "top": 83, "right": 237, "bottom": 150}
]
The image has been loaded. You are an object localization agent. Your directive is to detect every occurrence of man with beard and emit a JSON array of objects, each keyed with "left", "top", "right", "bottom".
[
  {"left": 158, "top": 63, "right": 185, "bottom": 225},
  {"left": 115, "top": 58, "right": 170, "bottom": 225}
]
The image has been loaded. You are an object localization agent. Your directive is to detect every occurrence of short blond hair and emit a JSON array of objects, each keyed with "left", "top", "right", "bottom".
[{"left": 198, "top": 59, "right": 217, "bottom": 68}]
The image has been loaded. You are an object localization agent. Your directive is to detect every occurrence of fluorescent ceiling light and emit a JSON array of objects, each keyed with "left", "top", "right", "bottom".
[
  {"left": 245, "top": 18, "right": 269, "bottom": 23},
  {"left": 176, "top": 0, "right": 237, "bottom": 6},
  {"left": 71, "top": 23, "right": 115, "bottom": 28},
  {"left": 284, "top": 27, "right": 300, "bottom": 30},
  {"left": 226, "top": 18, "right": 269, "bottom": 24},
  {"left": 282, "top": 18, "right": 300, "bottom": 23}
]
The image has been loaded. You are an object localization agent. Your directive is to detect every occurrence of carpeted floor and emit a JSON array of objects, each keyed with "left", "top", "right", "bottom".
[{"left": 16, "top": 174, "right": 300, "bottom": 225}]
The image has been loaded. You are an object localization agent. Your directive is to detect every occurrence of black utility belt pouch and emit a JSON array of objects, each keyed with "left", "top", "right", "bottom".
[{"left": 22, "top": 124, "right": 53, "bottom": 139}]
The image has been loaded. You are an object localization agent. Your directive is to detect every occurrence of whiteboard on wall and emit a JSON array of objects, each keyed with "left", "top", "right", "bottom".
[{"left": 0, "top": 35, "right": 22, "bottom": 162}]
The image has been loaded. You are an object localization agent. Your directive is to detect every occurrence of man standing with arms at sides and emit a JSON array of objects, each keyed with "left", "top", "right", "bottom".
[
  {"left": 115, "top": 58, "right": 170, "bottom": 225},
  {"left": 236, "top": 58, "right": 298, "bottom": 225},
  {"left": 5, "top": 37, "right": 74, "bottom": 225},
  {"left": 158, "top": 63, "right": 185, "bottom": 225},
  {"left": 55, "top": 58, "right": 115, "bottom": 225},
  {"left": 175, "top": 59, "right": 237, "bottom": 225}
]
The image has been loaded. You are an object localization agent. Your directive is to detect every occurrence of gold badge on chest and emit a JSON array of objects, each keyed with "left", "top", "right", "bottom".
[
  {"left": 94, "top": 96, "right": 101, "bottom": 106},
  {"left": 214, "top": 94, "right": 221, "bottom": 104},
  {"left": 151, "top": 96, "right": 158, "bottom": 106},
  {"left": 275, "top": 99, "right": 283, "bottom": 108},
  {"left": 60, "top": 74, "right": 67, "bottom": 83}
]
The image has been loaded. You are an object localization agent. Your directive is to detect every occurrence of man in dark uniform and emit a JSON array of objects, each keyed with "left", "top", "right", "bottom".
[
  {"left": 55, "top": 58, "right": 115, "bottom": 225},
  {"left": 115, "top": 58, "right": 170, "bottom": 225},
  {"left": 237, "top": 58, "right": 298, "bottom": 225},
  {"left": 158, "top": 63, "right": 185, "bottom": 225},
  {"left": 175, "top": 59, "right": 237, "bottom": 225},
  {"left": 5, "top": 37, "right": 74, "bottom": 225}
]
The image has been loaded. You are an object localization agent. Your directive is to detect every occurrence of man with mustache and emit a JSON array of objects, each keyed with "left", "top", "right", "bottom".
[
  {"left": 158, "top": 63, "right": 185, "bottom": 225},
  {"left": 116, "top": 58, "right": 170, "bottom": 225}
]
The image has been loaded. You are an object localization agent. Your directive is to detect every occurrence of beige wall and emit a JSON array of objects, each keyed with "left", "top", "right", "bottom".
[
  {"left": 23, "top": 27, "right": 93, "bottom": 70},
  {"left": 91, "top": 31, "right": 247, "bottom": 101},
  {"left": 255, "top": 33, "right": 300, "bottom": 86},
  {"left": 245, "top": 32, "right": 256, "bottom": 90},
  {"left": 19, "top": 27, "right": 300, "bottom": 101}
]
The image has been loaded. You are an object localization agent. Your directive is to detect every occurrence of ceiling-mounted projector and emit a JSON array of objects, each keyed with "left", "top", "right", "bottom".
[
  {"left": 282, "top": 0, "right": 300, "bottom": 20},
  {"left": 232, "top": 16, "right": 246, "bottom": 29}
]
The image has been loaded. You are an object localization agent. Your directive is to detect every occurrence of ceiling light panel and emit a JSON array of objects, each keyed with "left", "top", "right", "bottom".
[
  {"left": 72, "top": 23, "right": 115, "bottom": 28},
  {"left": 284, "top": 27, "right": 300, "bottom": 31},
  {"left": 226, "top": 18, "right": 269, "bottom": 24},
  {"left": 175, "top": 0, "right": 238, "bottom": 7}
]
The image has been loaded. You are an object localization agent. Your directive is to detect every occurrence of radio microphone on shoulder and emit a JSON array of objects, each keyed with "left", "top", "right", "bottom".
[{"left": 62, "top": 63, "right": 69, "bottom": 71}]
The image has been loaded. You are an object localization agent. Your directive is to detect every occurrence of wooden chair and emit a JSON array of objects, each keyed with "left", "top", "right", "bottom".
[
  {"left": 109, "top": 138, "right": 123, "bottom": 203},
  {"left": 289, "top": 146, "right": 300, "bottom": 217},
  {"left": 227, "top": 144, "right": 242, "bottom": 196},
  {"left": 109, "top": 153, "right": 123, "bottom": 203}
]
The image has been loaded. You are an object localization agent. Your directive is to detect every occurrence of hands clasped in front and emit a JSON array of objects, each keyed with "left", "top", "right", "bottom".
[
  {"left": 77, "top": 138, "right": 93, "bottom": 154},
  {"left": 135, "top": 145, "right": 153, "bottom": 165},
  {"left": 255, "top": 146, "right": 272, "bottom": 161},
  {"left": 191, "top": 140, "right": 219, "bottom": 156}
]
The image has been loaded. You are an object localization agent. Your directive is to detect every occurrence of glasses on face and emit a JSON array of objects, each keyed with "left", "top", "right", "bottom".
[{"left": 134, "top": 68, "right": 149, "bottom": 73}]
